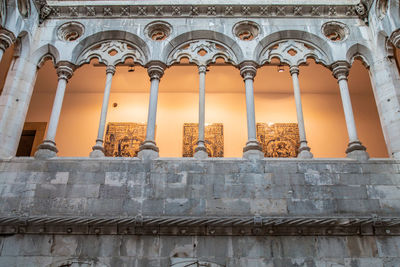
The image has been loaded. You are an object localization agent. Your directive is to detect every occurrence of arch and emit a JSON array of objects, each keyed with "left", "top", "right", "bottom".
[
  {"left": 346, "top": 43, "right": 374, "bottom": 67},
  {"left": 167, "top": 39, "right": 238, "bottom": 66},
  {"left": 31, "top": 43, "right": 60, "bottom": 68},
  {"left": 162, "top": 30, "right": 244, "bottom": 64},
  {"left": 71, "top": 30, "right": 149, "bottom": 65},
  {"left": 255, "top": 30, "right": 334, "bottom": 65}
]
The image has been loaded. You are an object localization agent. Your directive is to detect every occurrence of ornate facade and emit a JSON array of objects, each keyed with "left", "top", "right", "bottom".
[{"left": 0, "top": 0, "right": 400, "bottom": 266}]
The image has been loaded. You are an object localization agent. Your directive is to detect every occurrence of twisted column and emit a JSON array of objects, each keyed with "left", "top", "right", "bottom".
[
  {"left": 194, "top": 65, "right": 208, "bottom": 159},
  {"left": 240, "top": 61, "right": 263, "bottom": 159},
  {"left": 290, "top": 66, "right": 313, "bottom": 159},
  {"left": 35, "top": 62, "right": 74, "bottom": 159},
  {"left": 332, "top": 61, "right": 369, "bottom": 160},
  {"left": 0, "top": 29, "right": 15, "bottom": 62},
  {"left": 138, "top": 61, "right": 166, "bottom": 159},
  {"left": 90, "top": 65, "right": 116, "bottom": 158}
]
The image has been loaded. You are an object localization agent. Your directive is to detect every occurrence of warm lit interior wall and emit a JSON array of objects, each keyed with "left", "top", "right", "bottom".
[{"left": 25, "top": 90, "right": 388, "bottom": 158}]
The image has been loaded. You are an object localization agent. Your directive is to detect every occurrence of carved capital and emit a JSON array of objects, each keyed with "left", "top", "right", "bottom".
[
  {"left": 289, "top": 65, "right": 299, "bottom": 76},
  {"left": 56, "top": 61, "right": 75, "bottom": 81},
  {"left": 106, "top": 65, "right": 116, "bottom": 75},
  {"left": 390, "top": 29, "right": 400, "bottom": 49},
  {"left": 146, "top": 61, "right": 166, "bottom": 80},
  {"left": 198, "top": 65, "right": 207, "bottom": 74},
  {"left": 331, "top": 61, "right": 350, "bottom": 81},
  {"left": 0, "top": 29, "right": 16, "bottom": 52},
  {"left": 239, "top": 61, "right": 257, "bottom": 81}
]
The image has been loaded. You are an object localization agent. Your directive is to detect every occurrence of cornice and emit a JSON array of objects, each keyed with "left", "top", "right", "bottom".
[
  {"left": 1, "top": 215, "right": 399, "bottom": 236},
  {"left": 37, "top": 4, "right": 367, "bottom": 20}
]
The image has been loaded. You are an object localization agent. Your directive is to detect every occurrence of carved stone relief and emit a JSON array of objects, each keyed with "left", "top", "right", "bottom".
[
  {"left": 233, "top": 20, "right": 260, "bottom": 41},
  {"left": 104, "top": 122, "right": 148, "bottom": 157},
  {"left": 57, "top": 21, "right": 85, "bottom": 42},
  {"left": 171, "top": 258, "right": 225, "bottom": 267},
  {"left": 182, "top": 123, "right": 223, "bottom": 157},
  {"left": 321, "top": 21, "right": 349, "bottom": 42},
  {"left": 144, "top": 21, "right": 172, "bottom": 41},
  {"left": 256, "top": 123, "right": 300, "bottom": 158}
]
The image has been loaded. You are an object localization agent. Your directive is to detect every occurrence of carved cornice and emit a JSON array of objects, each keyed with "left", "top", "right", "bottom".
[
  {"left": 0, "top": 215, "right": 400, "bottom": 236},
  {"left": 42, "top": 4, "right": 364, "bottom": 20}
]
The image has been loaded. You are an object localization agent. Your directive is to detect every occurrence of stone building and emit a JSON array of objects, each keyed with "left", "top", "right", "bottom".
[{"left": 0, "top": 0, "right": 400, "bottom": 266}]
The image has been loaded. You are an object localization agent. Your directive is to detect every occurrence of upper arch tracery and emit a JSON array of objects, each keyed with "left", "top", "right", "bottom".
[{"left": 167, "top": 39, "right": 238, "bottom": 66}]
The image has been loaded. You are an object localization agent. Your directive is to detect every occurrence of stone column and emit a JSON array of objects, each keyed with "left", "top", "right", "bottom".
[
  {"left": 194, "top": 65, "right": 208, "bottom": 159},
  {"left": 0, "top": 29, "right": 15, "bottom": 62},
  {"left": 290, "top": 66, "right": 313, "bottom": 159},
  {"left": 0, "top": 51, "right": 38, "bottom": 158},
  {"left": 369, "top": 44, "right": 400, "bottom": 159},
  {"left": 138, "top": 61, "right": 166, "bottom": 159},
  {"left": 332, "top": 61, "right": 369, "bottom": 160},
  {"left": 240, "top": 61, "right": 263, "bottom": 159},
  {"left": 35, "top": 62, "right": 74, "bottom": 159},
  {"left": 90, "top": 65, "right": 116, "bottom": 158}
]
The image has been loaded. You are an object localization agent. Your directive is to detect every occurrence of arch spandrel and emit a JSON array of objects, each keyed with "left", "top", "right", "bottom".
[
  {"left": 346, "top": 43, "right": 374, "bottom": 67},
  {"left": 76, "top": 40, "right": 146, "bottom": 67},
  {"left": 260, "top": 40, "right": 330, "bottom": 67},
  {"left": 167, "top": 39, "right": 238, "bottom": 66}
]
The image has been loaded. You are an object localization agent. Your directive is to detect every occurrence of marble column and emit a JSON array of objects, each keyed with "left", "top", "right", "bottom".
[
  {"left": 90, "top": 65, "right": 116, "bottom": 158},
  {"left": 0, "top": 49, "right": 38, "bottom": 158},
  {"left": 289, "top": 66, "right": 313, "bottom": 159},
  {"left": 369, "top": 45, "right": 400, "bottom": 159},
  {"left": 194, "top": 65, "right": 208, "bottom": 159},
  {"left": 332, "top": 61, "right": 369, "bottom": 160},
  {"left": 240, "top": 61, "right": 263, "bottom": 159},
  {"left": 138, "top": 61, "right": 166, "bottom": 159},
  {"left": 0, "top": 29, "right": 15, "bottom": 62},
  {"left": 35, "top": 62, "right": 74, "bottom": 159}
]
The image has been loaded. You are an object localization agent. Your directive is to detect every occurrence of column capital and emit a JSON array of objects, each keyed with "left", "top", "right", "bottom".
[
  {"left": 56, "top": 61, "right": 75, "bottom": 81},
  {"left": 390, "top": 29, "right": 400, "bottom": 49},
  {"left": 198, "top": 65, "right": 207, "bottom": 74},
  {"left": 106, "top": 65, "right": 116, "bottom": 75},
  {"left": 239, "top": 61, "right": 258, "bottom": 81},
  {"left": 146, "top": 61, "right": 167, "bottom": 80},
  {"left": 289, "top": 65, "right": 300, "bottom": 76},
  {"left": 0, "top": 29, "right": 16, "bottom": 52},
  {"left": 331, "top": 61, "right": 350, "bottom": 81}
]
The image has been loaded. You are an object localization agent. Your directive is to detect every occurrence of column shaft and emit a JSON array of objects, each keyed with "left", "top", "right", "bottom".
[
  {"left": 145, "top": 77, "right": 160, "bottom": 141},
  {"left": 338, "top": 78, "right": 359, "bottom": 143},
  {"left": 46, "top": 78, "right": 67, "bottom": 142},
  {"left": 244, "top": 78, "right": 257, "bottom": 141},
  {"left": 194, "top": 65, "right": 208, "bottom": 159}
]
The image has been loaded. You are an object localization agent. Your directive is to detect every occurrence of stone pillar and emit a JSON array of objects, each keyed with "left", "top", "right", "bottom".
[
  {"left": 90, "top": 65, "right": 116, "bottom": 158},
  {"left": 0, "top": 51, "right": 38, "bottom": 158},
  {"left": 138, "top": 61, "right": 166, "bottom": 159},
  {"left": 35, "top": 62, "right": 74, "bottom": 159},
  {"left": 0, "top": 29, "right": 15, "bottom": 62},
  {"left": 194, "top": 65, "right": 208, "bottom": 159},
  {"left": 369, "top": 46, "right": 400, "bottom": 159},
  {"left": 290, "top": 66, "right": 313, "bottom": 159},
  {"left": 332, "top": 61, "right": 369, "bottom": 160},
  {"left": 240, "top": 61, "right": 263, "bottom": 159}
]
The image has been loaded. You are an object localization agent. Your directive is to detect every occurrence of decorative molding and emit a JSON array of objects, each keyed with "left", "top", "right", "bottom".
[
  {"left": 42, "top": 4, "right": 364, "bottom": 20},
  {"left": 168, "top": 40, "right": 237, "bottom": 66},
  {"left": 77, "top": 40, "right": 146, "bottom": 67},
  {"left": 0, "top": 215, "right": 399, "bottom": 236}
]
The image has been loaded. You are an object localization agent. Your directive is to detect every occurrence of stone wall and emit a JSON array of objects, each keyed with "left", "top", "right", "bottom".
[{"left": 0, "top": 158, "right": 400, "bottom": 266}]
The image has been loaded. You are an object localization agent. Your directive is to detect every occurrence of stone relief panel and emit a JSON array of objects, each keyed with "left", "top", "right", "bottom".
[
  {"left": 182, "top": 123, "right": 223, "bottom": 157},
  {"left": 256, "top": 123, "right": 300, "bottom": 158},
  {"left": 104, "top": 122, "right": 148, "bottom": 157}
]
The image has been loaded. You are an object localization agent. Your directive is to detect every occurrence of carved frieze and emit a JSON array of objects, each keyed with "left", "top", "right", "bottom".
[
  {"left": 182, "top": 123, "right": 224, "bottom": 158},
  {"left": 256, "top": 123, "right": 300, "bottom": 158}
]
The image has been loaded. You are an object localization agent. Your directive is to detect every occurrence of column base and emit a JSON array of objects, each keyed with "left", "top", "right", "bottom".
[
  {"left": 138, "top": 140, "right": 159, "bottom": 159},
  {"left": 90, "top": 145, "right": 105, "bottom": 158},
  {"left": 298, "top": 142, "right": 313, "bottom": 159},
  {"left": 346, "top": 141, "right": 369, "bottom": 160},
  {"left": 243, "top": 140, "right": 264, "bottom": 160},
  {"left": 392, "top": 151, "right": 400, "bottom": 160},
  {"left": 34, "top": 140, "right": 58, "bottom": 159},
  {"left": 194, "top": 145, "right": 208, "bottom": 159}
]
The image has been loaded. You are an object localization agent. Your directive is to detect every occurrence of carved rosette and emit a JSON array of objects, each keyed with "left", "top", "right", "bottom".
[
  {"left": 260, "top": 40, "right": 329, "bottom": 67},
  {"left": 77, "top": 40, "right": 146, "bottom": 67},
  {"left": 167, "top": 40, "right": 237, "bottom": 67}
]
